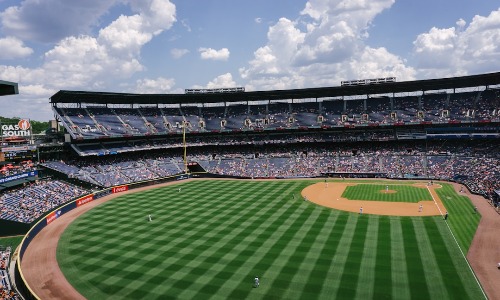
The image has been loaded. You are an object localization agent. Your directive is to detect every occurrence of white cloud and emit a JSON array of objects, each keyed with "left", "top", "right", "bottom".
[
  {"left": 190, "top": 73, "right": 238, "bottom": 90},
  {"left": 240, "top": 0, "right": 413, "bottom": 91},
  {"left": 20, "top": 84, "right": 55, "bottom": 97},
  {"left": 456, "top": 18, "right": 466, "bottom": 28},
  {"left": 240, "top": 18, "right": 304, "bottom": 79},
  {"left": 206, "top": 73, "right": 237, "bottom": 89},
  {"left": 199, "top": 47, "right": 230, "bottom": 61},
  {"left": 413, "top": 27, "right": 457, "bottom": 69},
  {"left": 135, "top": 77, "right": 176, "bottom": 93},
  {"left": 413, "top": 8, "right": 500, "bottom": 77},
  {"left": 0, "top": 0, "right": 177, "bottom": 120},
  {"left": 171, "top": 48, "right": 189, "bottom": 59},
  {"left": 0, "top": 36, "right": 33, "bottom": 59},
  {"left": 349, "top": 47, "right": 416, "bottom": 80}
]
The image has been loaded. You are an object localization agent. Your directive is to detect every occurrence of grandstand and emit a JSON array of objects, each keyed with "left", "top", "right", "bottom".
[{"left": 40, "top": 72, "right": 500, "bottom": 204}]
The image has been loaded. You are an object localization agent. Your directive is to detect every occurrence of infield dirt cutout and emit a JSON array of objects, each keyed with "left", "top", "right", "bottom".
[{"left": 302, "top": 181, "right": 446, "bottom": 216}]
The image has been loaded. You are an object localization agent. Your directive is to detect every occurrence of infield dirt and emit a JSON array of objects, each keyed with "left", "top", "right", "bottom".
[{"left": 301, "top": 182, "right": 445, "bottom": 216}]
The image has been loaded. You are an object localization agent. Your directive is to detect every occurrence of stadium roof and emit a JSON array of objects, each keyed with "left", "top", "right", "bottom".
[
  {"left": 0, "top": 80, "right": 19, "bottom": 96},
  {"left": 50, "top": 72, "right": 500, "bottom": 105}
]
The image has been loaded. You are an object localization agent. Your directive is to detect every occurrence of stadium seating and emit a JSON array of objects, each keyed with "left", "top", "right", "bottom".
[
  {"left": 0, "top": 180, "right": 87, "bottom": 223},
  {"left": 54, "top": 90, "right": 500, "bottom": 140}
]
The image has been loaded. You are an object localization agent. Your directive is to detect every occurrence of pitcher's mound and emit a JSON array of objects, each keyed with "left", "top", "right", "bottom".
[{"left": 380, "top": 190, "right": 397, "bottom": 194}]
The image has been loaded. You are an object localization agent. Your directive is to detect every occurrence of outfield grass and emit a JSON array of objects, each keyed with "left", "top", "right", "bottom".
[
  {"left": 435, "top": 183, "right": 481, "bottom": 252},
  {"left": 0, "top": 235, "right": 23, "bottom": 251},
  {"left": 57, "top": 180, "right": 484, "bottom": 299},
  {"left": 342, "top": 184, "right": 432, "bottom": 202}
]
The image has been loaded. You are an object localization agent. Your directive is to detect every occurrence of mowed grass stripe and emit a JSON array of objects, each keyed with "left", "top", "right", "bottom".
[
  {"left": 354, "top": 215, "right": 378, "bottom": 299},
  {"left": 374, "top": 216, "right": 392, "bottom": 299},
  {"left": 316, "top": 214, "right": 359, "bottom": 298},
  {"left": 265, "top": 208, "right": 333, "bottom": 298},
  {"left": 412, "top": 218, "right": 449, "bottom": 299},
  {"left": 175, "top": 182, "right": 305, "bottom": 299},
  {"left": 342, "top": 184, "right": 432, "bottom": 202},
  {"left": 422, "top": 217, "right": 471, "bottom": 299},
  {"left": 280, "top": 210, "right": 340, "bottom": 299},
  {"left": 298, "top": 212, "right": 349, "bottom": 299},
  {"left": 147, "top": 180, "right": 296, "bottom": 298},
  {"left": 433, "top": 216, "right": 486, "bottom": 299},
  {"left": 335, "top": 215, "right": 369, "bottom": 299},
  {"left": 228, "top": 205, "right": 323, "bottom": 298},
  {"left": 223, "top": 188, "right": 313, "bottom": 299},
  {"left": 401, "top": 217, "right": 431, "bottom": 299},
  {"left": 435, "top": 183, "right": 480, "bottom": 252},
  {"left": 156, "top": 184, "right": 298, "bottom": 298}
]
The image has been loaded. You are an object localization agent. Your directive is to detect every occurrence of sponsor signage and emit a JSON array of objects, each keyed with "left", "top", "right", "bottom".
[
  {"left": 46, "top": 210, "right": 62, "bottom": 225},
  {"left": 112, "top": 185, "right": 128, "bottom": 193},
  {"left": 0, "top": 171, "right": 38, "bottom": 184},
  {"left": 1, "top": 145, "right": 37, "bottom": 152},
  {"left": 1, "top": 119, "right": 32, "bottom": 137},
  {"left": 76, "top": 194, "right": 94, "bottom": 207}
]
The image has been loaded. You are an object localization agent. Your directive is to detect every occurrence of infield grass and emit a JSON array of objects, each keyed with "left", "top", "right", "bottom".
[
  {"left": 57, "top": 180, "right": 484, "bottom": 299},
  {"left": 342, "top": 184, "right": 432, "bottom": 202}
]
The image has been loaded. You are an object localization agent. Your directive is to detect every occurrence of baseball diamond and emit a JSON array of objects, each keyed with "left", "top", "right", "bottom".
[{"left": 21, "top": 179, "right": 484, "bottom": 299}]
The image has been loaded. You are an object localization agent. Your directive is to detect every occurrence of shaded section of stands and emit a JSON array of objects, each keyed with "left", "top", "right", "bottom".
[{"left": 55, "top": 90, "right": 500, "bottom": 140}]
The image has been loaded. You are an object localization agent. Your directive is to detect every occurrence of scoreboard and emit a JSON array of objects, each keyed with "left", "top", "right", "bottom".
[{"left": 1, "top": 145, "right": 37, "bottom": 161}]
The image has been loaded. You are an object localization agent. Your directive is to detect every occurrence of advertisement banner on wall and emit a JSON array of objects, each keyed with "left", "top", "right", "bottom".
[
  {"left": 112, "top": 185, "right": 128, "bottom": 193},
  {"left": 76, "top": 194, "right": 94, "bottom": 207},
  {"left": 46, "top": 210, "right": 62, "bottom": 225},
  {"left": 0, "top": 170, "right": 38, "bottom": 184}
]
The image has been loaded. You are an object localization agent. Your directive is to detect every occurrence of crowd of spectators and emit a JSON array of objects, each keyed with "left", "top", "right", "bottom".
[
  {"left": 40, "top": 140, "right": 500, "bottom": 204},
  {"left": 57, "top": 89, "right": 500, "bottom": 139},
  {"left": 43, "top": 151, "right": 183, "bottom": 188},
  {"left": 0, "top": 140, "right": 482, "bottom": 221},
  {"left": 0, "top": 247, "right": 17, "bottom": 300},
  {"left": 0, "top": 180, "right": 88, "bottom": 223},
  {"left": 72, "top": 130, "right": 401, "bottom": 156},
  {"left": 0, "top": 161, "right": 36, "bottom": 178}
]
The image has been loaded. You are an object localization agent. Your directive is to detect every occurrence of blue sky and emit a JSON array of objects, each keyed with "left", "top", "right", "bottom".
[{"left": 0, "top": 0, "right": 499, "bottom": 121}]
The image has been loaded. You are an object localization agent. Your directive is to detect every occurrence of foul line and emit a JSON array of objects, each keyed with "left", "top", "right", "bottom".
[{"left": 427, "top": 186, "right": 487, "bottom": 300}]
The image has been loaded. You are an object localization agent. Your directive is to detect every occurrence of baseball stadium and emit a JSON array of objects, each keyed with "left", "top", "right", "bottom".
[{"left": 1, "top": 73, "right": 500, "bottom": 300}]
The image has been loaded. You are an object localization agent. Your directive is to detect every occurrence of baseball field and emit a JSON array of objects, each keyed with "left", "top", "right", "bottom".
[{"left": 51, "top": 179, "right": 484, "bottom": 299}]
